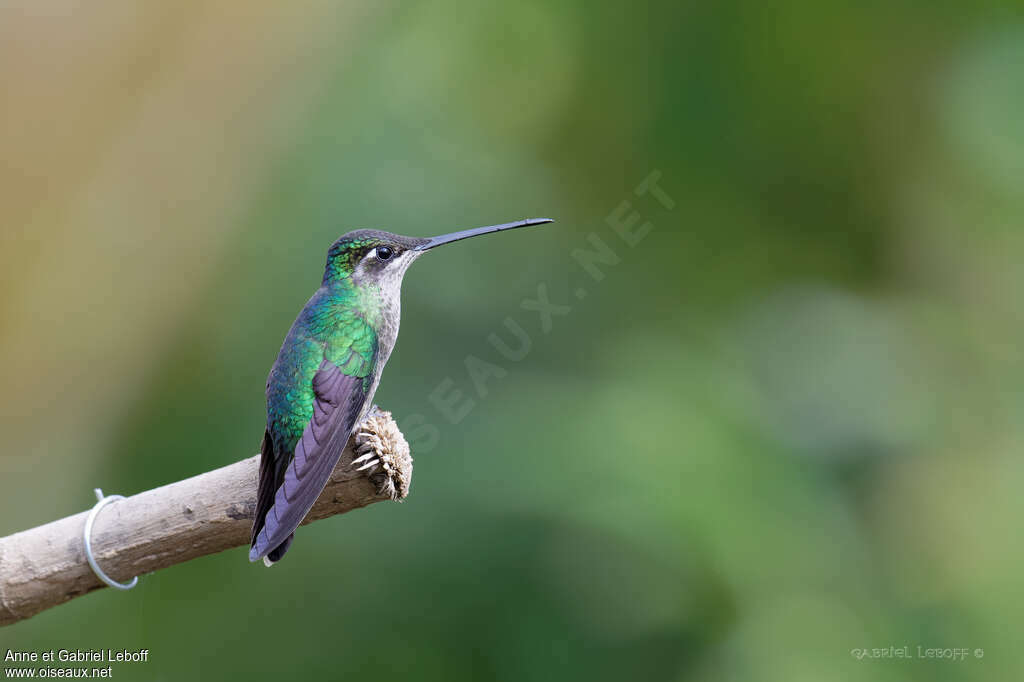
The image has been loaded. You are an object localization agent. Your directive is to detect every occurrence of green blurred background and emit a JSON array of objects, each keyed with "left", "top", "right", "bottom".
[{"left": 2, "top": 1, "right": 1023, "bottom": 680}]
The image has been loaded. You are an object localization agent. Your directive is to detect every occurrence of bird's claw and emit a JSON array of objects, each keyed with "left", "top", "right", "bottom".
[
  {"left": 351, "top": 428, "right": 383, "bottom": 472},
  {"left": 348, "top": 407, "right": 412, "bottom": 500},
  {"left": 351, "top": 452, "right": 377, "bottom": 466}
]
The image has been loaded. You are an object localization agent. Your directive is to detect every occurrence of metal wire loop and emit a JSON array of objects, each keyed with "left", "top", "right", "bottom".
[{"left": 82, "top": 488, "right": 139, "bottom": 591}]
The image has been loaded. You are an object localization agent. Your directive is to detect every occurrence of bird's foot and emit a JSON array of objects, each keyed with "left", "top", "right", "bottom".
[
  {"left": 349, "top": 406, "right": 413, "bottom": 501},
  {"left": 351, "top": 449, "right": 380, "bottom": 472}
]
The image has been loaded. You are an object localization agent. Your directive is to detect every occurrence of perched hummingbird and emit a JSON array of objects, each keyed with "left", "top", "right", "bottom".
[{"left": 250, "top": 218, "right": 554, "bottom": 565}]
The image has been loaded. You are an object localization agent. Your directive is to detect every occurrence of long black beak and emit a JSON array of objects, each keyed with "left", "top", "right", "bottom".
[{"left": 415, "top": 218, "right": 554, "bottom": 251}]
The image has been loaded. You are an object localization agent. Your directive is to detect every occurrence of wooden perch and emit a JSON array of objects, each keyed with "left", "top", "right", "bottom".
[{"left": 0, "top": 407, "right": 412, "bottom": 627}]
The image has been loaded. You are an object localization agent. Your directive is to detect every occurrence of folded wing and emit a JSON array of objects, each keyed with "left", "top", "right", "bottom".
[{"left": 249, "top": 358, "right": 370, "bottom": 562}]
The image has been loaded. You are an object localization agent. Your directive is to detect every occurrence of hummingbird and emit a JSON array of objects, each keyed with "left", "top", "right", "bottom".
[{"left": 250, "top": 217, "right": 554, "bottom": 565}]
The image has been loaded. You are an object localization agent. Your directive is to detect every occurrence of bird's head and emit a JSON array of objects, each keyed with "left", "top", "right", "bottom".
[
  {"left": 323, "top": 230, "right": 423, "bottom": 287},
  {"left": 322, "top": 219, "right": 554, "bottom": 288}
]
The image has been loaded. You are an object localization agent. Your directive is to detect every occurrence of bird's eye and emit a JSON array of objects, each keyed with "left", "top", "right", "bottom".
[{"left": 375, "top": 246, "right": 394, "bottom": 261}]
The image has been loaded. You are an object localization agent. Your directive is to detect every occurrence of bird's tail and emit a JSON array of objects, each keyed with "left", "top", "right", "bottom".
[
  {"left": 250, "top": 430, "right": 296, "bottom": 566},
  {"left": 261, "top": 534, "right": 294, "bottom": 567}
]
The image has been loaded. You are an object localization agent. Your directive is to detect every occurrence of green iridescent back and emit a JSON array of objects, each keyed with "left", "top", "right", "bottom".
[{"left": 265, "top": 236, "right": 387, "bottom": 458}]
